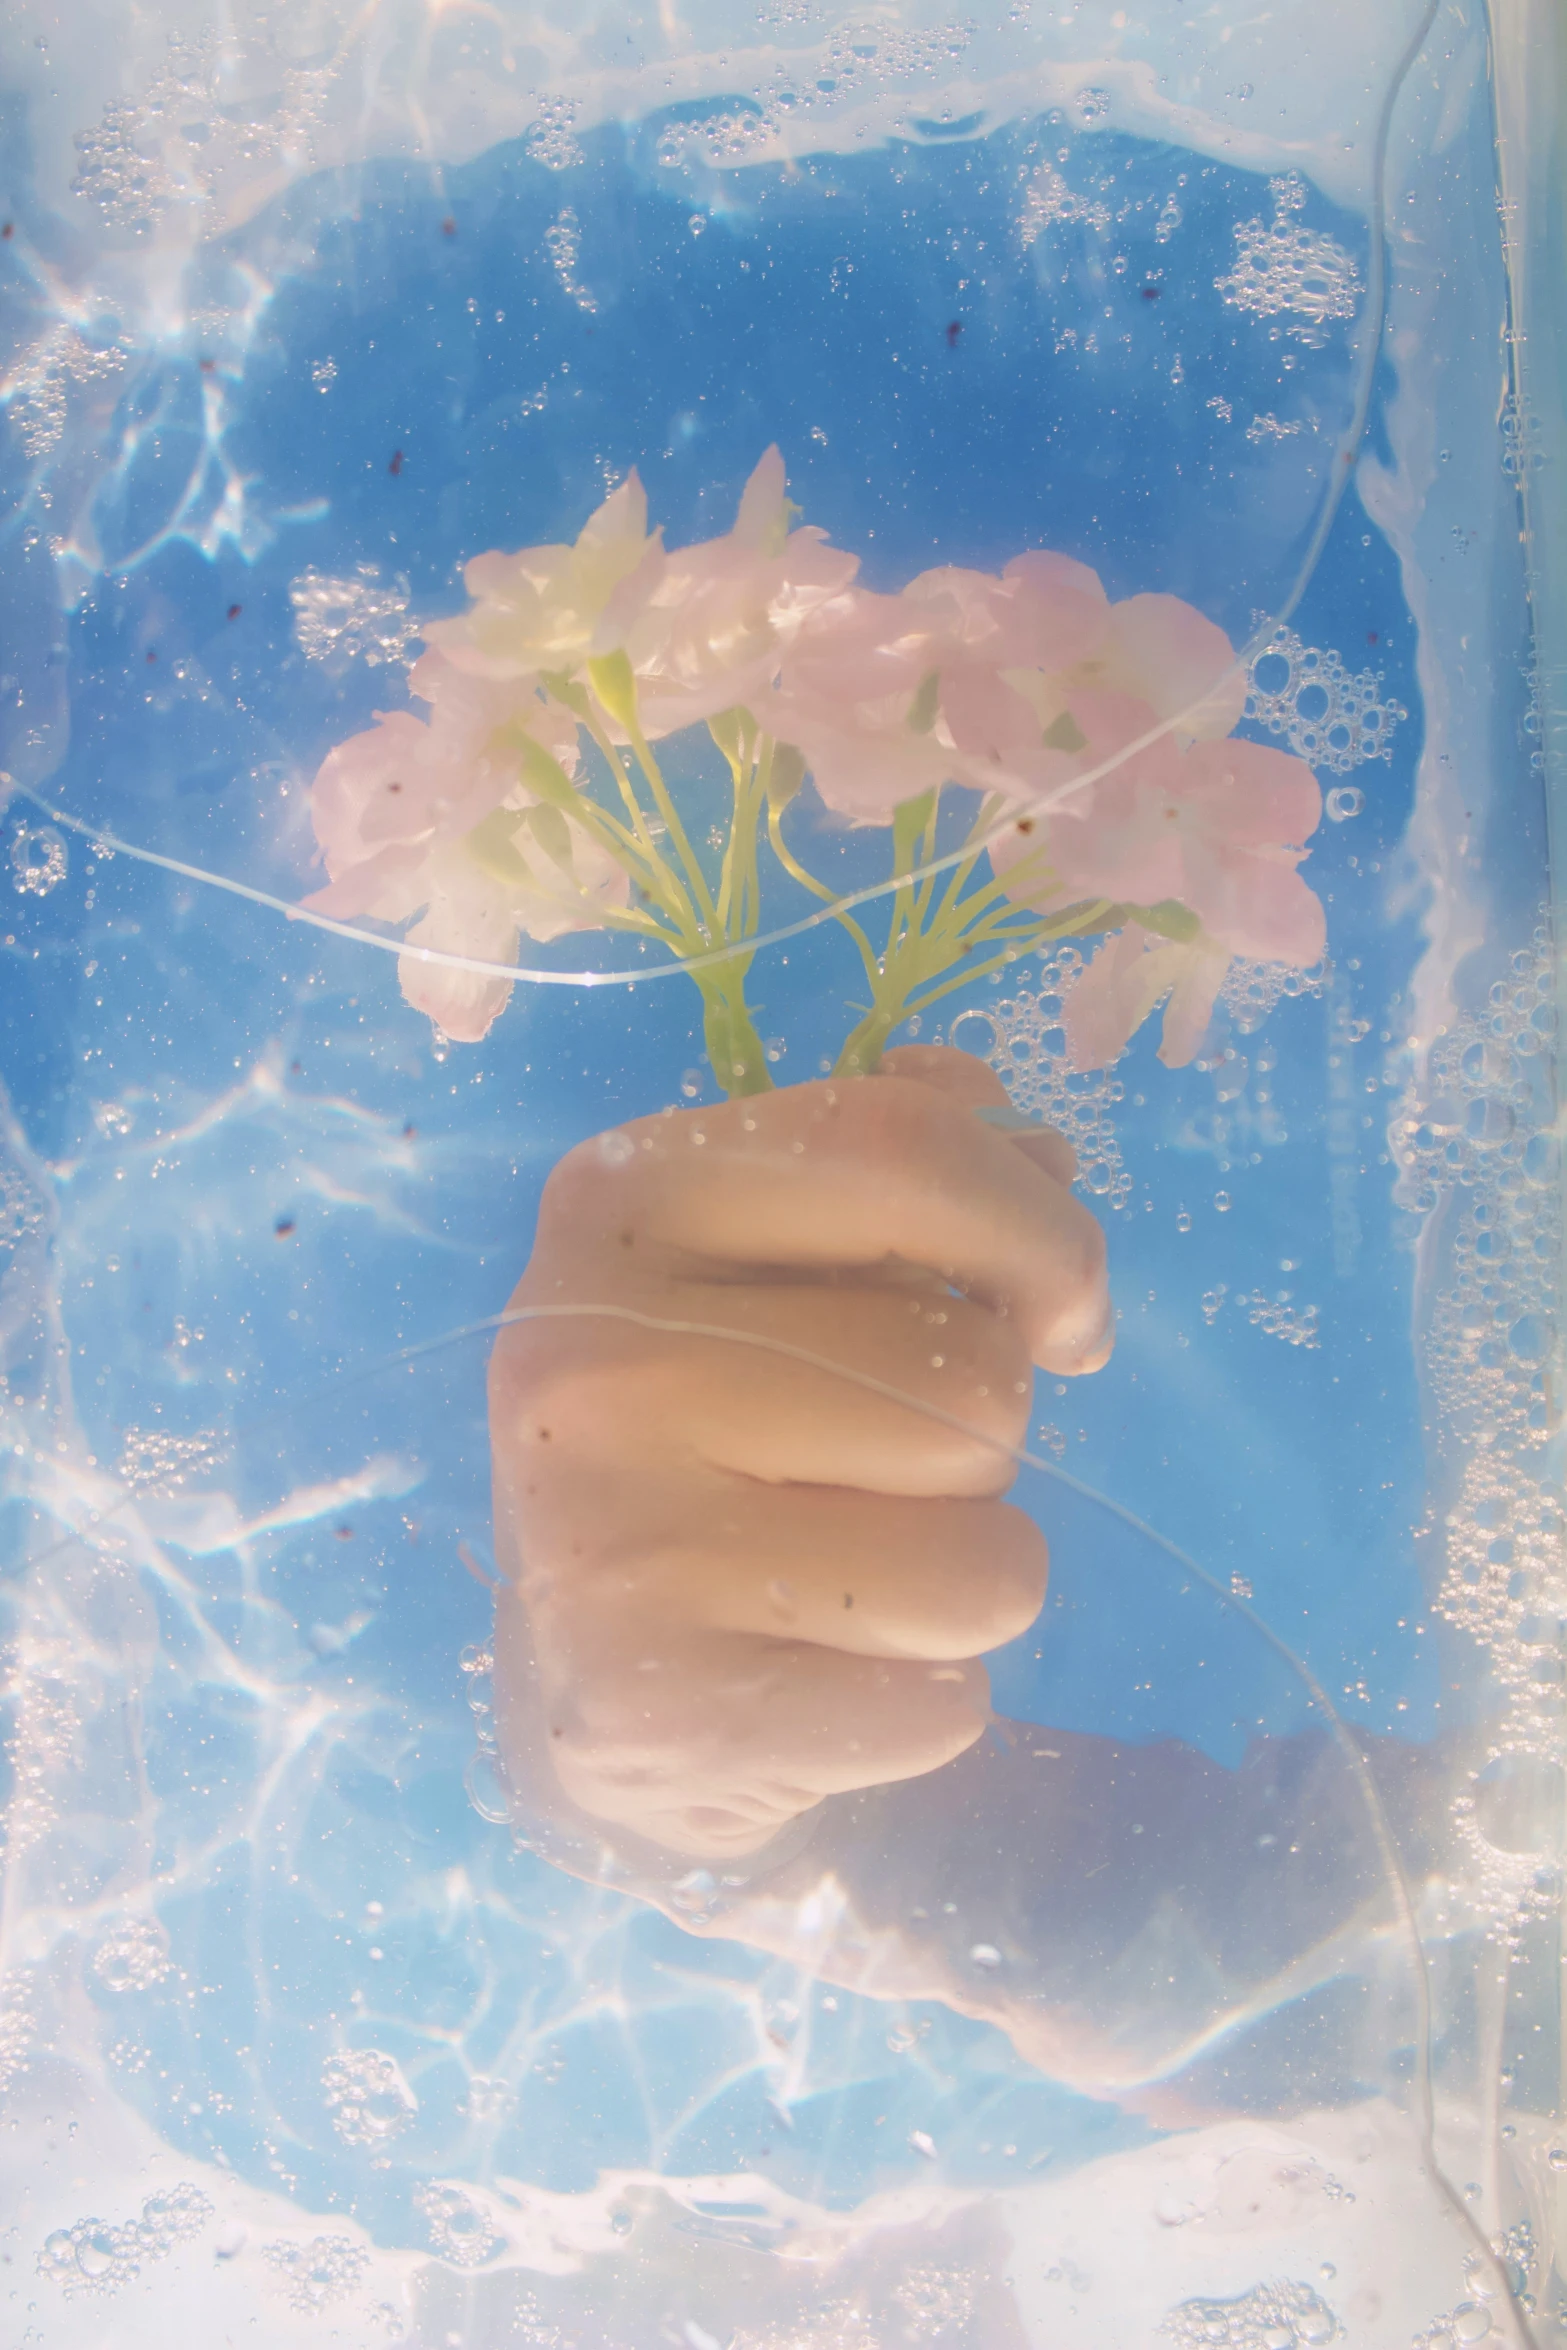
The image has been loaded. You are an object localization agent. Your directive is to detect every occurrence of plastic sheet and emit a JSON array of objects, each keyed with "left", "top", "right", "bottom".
[{"left": 1, "top": 1, "right": 1562, "bottom": 2341}]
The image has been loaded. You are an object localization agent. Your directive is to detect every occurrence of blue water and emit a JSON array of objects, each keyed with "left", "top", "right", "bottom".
[{"left": 0, "top": 12, "right": 1560, "bottom": 2344}]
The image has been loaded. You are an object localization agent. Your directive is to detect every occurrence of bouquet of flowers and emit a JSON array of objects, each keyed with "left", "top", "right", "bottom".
[{"left": 304, "top": 451, "right": 1326, "bottom": 1094}]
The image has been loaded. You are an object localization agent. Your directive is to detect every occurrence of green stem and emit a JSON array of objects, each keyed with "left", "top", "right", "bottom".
[
  {"left": 766, "top": 804, "right": 881, "bottom": 988},
  {"left": 697, "top": 957, "right": 772, "bottom": 1097},
  {"left": 627, "top": 728, "right": 721, "bottom": 938},
  {"left": 574, "top": 707, "right": 664, "bottom": 873}
]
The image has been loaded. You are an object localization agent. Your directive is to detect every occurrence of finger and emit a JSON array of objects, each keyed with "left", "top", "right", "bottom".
[
  {"left": 671, "top": 1277, "right": 1032, "bottom": 1492},
  {"left": 547, "top": 1076, "right": 1111, "bottom": 1375},
  {"left": 880, "top": 1042, "right": 1079, "bottom": 1182},
  {"left": 878, "top": 1042, "right": 1014, "bottom": 1107},
  {"left": 543, "top": 1627, "right": 990, "bottom": 1856},
  {"left": 619, "top": 1482, "right": 1048, "bottom": 1660},
  {"left": 497, "top": 1281, "right": 1032, "bottom": 1496}
]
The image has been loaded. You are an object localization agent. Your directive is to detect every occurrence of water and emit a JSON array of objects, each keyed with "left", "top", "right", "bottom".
[{"left": 0, "top": 1, "right": 1563, "bottom": 2343}]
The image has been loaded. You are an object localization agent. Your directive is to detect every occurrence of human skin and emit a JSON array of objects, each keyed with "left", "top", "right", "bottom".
[
  {"left": 487, "top": 1044, "right": 1112, "bottom": 1861},
  {"left": 486, "top": 1052, "right": 1467, "bottom": 2109}
]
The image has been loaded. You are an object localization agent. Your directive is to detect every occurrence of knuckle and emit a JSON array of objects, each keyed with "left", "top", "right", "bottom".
[{"left": 828, "top": 1073, "right": 942, "bottom": 1164}]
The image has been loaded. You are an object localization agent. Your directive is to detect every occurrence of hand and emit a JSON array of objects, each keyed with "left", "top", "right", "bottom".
[{"left": 487, "top": 1045, "right": 1111, "bottom": 1859}]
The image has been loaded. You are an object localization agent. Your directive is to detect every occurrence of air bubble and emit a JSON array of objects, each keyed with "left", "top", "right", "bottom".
[
  {"left": 1465, "top": 1097, "right": 1515, "bottom": 1145},
  {"left": 1509, "top": 1314, "right": 1547, "bottom": 1364},
  {"left": 1214, "top": 1191, "right": 1232, "bottom": 1213},
  {"left": 10, "top": 824, "right": 67, "bottom": 895},
  {"left": 1326, "top": 785, "right": 1364, "bottom": 821}
]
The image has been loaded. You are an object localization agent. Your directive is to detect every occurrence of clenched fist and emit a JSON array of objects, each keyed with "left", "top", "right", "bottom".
[{"left": 488, "top": 1045, "right": 1111, "bottom": 1860}]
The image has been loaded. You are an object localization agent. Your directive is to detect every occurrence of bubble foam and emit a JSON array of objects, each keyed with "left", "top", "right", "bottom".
[
  {"left": 1392, "top": 926, "right": 1563, "bottom": 1939},
  {"left": 290, "top": 565, "right": 418, "bottom": 675},
  {"left": 37, "top": 2182, "right": 211, "bottom": 2298},
  {"left": 1216, "top": 172, "right": 1361, "bottom": 345},
  {"left": 1246, "top": 627, "right": 1407, "bottom": 774},
  {"left": 949, "top": 948, "right": 1132, "bottom": 1212}
]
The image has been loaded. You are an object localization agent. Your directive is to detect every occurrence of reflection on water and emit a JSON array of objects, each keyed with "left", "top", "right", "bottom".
[{"left": 1, "top": 0, "right": 1563, "bottom": 2340}]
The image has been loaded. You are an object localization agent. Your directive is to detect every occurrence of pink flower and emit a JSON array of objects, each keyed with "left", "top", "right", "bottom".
[
  {"left": 1063, "top": 924, "right": 1235, "bottom": 1071},
  {"left": 989, "top": 721, "right": 1324, "bottom": 1071},
  {"left": 766, "top": 559, "right": 1248, "bottom": 822},
  {"left": 302, "top": 649, "right": 627, "bottom": 1043},
  {"left": 993, "top": 713, "right": 1324, "bottom": 963},
  {"left": 761, "top": 554, "right": 1113, "bottom": 820},
  {"left": 625, "top": 447, "right": 860, "bottom": 735},
  {"left": 759, "top": 585, "right": 954, "bottom": 819},
  {"left": 423, "top": 475, "right": 666, "bottom": 682},
  {"left": 422, "top": 450, "right": 856, "bottom": 740},
  {"left": 1065, "top": 591, "right": 1247, "bottom": 741}
]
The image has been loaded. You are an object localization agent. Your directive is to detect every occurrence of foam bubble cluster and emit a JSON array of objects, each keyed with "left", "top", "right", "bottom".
[
  {"left": 0, "top": 1973, "right": 34, "bottom": 2096},
  {"left": 544, "top": 207, "right": 598, "bottom": 312},
  {"left": 1019, "top": 160, "right": 1111, "bottom": 244},
  {"left": 415, "top": 2180, "right": 503, "bottom": 2268},
  {"left": 1234, "top": 1290, "right": 1321, "bottom": 1349},
  {"left": 526, "top": 95, "right": 584, "bottom": 170},
  {"left": 92, "top": 1914, "right": 174, "bottom": 1992},
  {"left": 10, "top": 823, "right": 68, "bottom": 896},
  {"left": 896, "top": 2264, "right": 979, "bottom": 2337},
  {"left": 323, "top": 2046, "right": 419, "bottom": 2146},
  {"left": 70, "top": 34, "right": 334, "bottom": 232},
  {"left": 290, "top": 565, "right": 417, "bottom": 674},
  {"left": 732, "top": 2304, "right": 879, "bottom": 2350},
  {"left": 948, "top": 948, "right": 1131, "bottom": 1210},
  {"left": 1160, "top": 2276, "right": 1339, "bottom": 2347},
  {"left": 38, "top": 2184, "right": 211, "bottom": 2297},
  {"left": 263, "top": 2232, "right": 371, "bottom": 2312},
  {"left": 1216, "top": 173, "right": 1360, "bottom": 345},
  {"left": 1219, "top": 956, "right": 1328, "bottom": 1035},
  {"left": 4, "top": 326, "right": 127, "bottom": 462},
  {"left": 654, "top": 22, "right": 972, "bottom": 171},
  {"left": 116, "top": 1424, "right": 225, "bottom": 1497},
  {"left": 0, "top": 1160, "right": 48, "bottom": 1250},
  {"left": 1246, "top": 627, "right": 1407, "bottom": 774},
  {"left": 1391, "top": 926, "right": 1563, "bottom": 1938}
]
